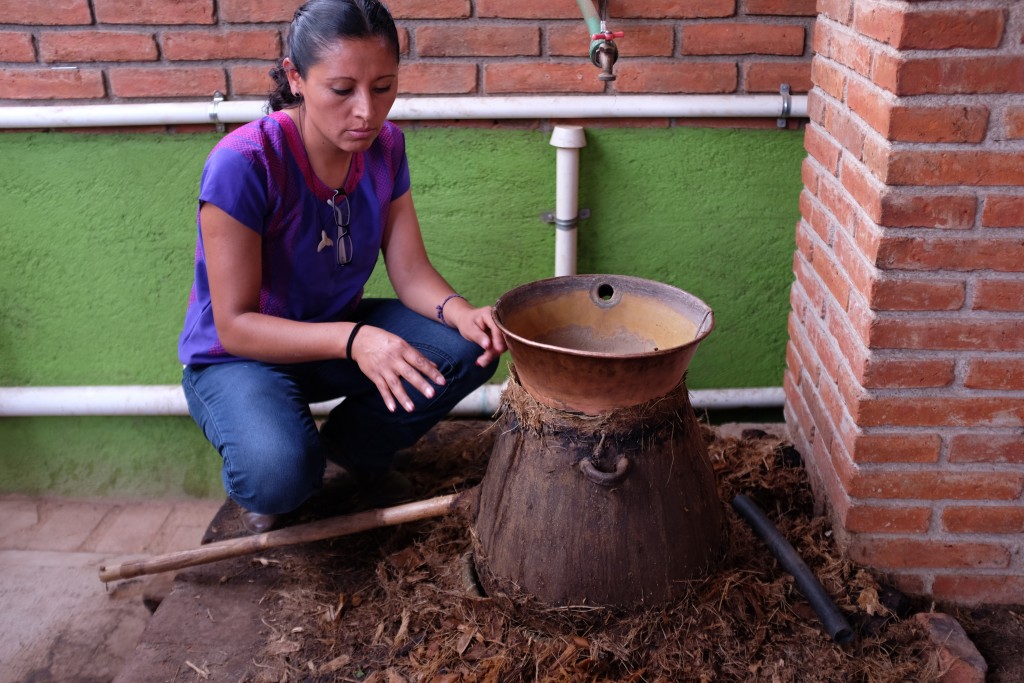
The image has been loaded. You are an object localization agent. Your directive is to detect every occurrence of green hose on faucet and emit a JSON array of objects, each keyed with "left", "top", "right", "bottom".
[
  {"left": 576, "top": 0, "right": 602, "bottom": 30},
  {"left": 576, "top": 0, "right": 621, "bottom": 79},
  {"left": 576, "top": 0, "right": 603, "bottom": 63}
]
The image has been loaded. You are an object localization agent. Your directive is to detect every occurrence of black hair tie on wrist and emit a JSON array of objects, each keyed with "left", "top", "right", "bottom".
[{"left": 346, "top": 321, "right": 366, "bottom": 360}]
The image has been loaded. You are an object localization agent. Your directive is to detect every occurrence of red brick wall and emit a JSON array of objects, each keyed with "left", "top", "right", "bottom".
[
  {"left": 787, "top": 0, "right": 1024, "bottom": 605},
  {"left": 0, "top": 0, "right": 815, "bottom": 124}
]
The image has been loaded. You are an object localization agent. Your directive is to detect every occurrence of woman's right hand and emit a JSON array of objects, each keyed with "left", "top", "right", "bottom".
[{"left": 348, "top": 324, "right": 446, "bottom": 413}]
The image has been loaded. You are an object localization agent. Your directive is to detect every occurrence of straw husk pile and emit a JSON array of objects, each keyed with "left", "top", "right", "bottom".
[{"left": 243, "top": 419, "right": 945, "bottom": 682}]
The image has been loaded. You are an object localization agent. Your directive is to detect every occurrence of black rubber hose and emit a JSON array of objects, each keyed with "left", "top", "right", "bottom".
[{"left": 732, "top": 494, "right": 855, "bottom": 644}]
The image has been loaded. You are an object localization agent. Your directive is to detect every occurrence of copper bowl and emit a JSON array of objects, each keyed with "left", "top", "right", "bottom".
[{"left": 493, "top": 274, "right": 714, "bottom": 414}]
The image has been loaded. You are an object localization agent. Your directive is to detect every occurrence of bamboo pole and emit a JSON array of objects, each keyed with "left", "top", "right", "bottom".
[{"left": 99, "top": 491, "right": 469, "bottom": 583}]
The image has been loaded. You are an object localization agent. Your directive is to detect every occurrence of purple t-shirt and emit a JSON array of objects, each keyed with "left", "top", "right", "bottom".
[{"left": 178, "top": 110, "right": 411, "bottom": 365}]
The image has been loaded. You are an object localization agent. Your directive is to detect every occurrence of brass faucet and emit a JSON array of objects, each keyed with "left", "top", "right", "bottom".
[
  {"left": 593, "top": 40, "right": 619, "bottom": 81},
  {"left": 578, "top": 0, "right": 622, "bottom": 82}
]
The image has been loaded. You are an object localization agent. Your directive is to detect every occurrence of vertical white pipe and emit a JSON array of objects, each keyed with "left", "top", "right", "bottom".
[
  {"left": 554, "top": 146, "right": 578, "bottom": 277},
  {"left": 549, "top": 125, "right": 587, "bottom": 277}
]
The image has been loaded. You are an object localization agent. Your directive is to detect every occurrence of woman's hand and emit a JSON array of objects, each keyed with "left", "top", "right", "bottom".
[
  {"left": 348, "top": 324, "right": 446, "bottom": 413},
  {"left": 448, "top": 304, "right": 508, "bottom": 369}
]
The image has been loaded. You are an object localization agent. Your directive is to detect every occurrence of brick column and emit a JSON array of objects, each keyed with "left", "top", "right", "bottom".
[{"left": 787, "top": 0, "right": 1024, "bottom": 605}]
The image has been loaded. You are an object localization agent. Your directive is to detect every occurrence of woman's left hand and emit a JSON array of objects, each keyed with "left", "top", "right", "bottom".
[{"left": 449, "top": 305, "right": 507, "bottom": 368}]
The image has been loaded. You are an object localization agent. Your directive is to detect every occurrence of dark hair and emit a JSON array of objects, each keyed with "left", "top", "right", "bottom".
[{"left": 268, "top": 0, "right": 400, "bottom": 112}]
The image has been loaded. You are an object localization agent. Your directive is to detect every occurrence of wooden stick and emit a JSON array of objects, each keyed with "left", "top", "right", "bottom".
[{"left": 99, "top": 491, "right": 470, "bottom": 583}]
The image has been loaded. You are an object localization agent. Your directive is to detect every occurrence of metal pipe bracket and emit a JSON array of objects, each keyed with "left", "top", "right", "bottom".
[
  {"left": 777, "top": 84, "right": 792, "bottom": 129},
  {"left": 208, "top": 91, "right": 226, "bottom": 133},
  {"left": 540, "top": 208, "right": 591, "bottom": 229}
]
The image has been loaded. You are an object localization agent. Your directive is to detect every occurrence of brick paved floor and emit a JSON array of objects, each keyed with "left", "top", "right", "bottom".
[{"left": 0, "top": 495, "right": 221, "bottom": 683}]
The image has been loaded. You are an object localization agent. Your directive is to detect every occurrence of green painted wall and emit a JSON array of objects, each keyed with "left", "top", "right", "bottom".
[{"left": 0, "top": 126, "right": 806, "bottom": 497}]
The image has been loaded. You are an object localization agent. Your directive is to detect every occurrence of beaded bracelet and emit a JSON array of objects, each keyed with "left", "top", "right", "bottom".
[{"left": 436, "top": 293, "right": 465, "bottom": 326}]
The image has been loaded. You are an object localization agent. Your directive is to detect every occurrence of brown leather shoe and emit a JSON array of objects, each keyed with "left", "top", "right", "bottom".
[{"left": 240, "top": 511, "right": 279, "bottom": 535}]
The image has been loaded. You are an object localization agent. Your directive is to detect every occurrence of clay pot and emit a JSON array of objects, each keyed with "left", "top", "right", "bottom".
[
  {"left": 473, "top": 374, "right": 726, "bottom": 608},
  {"left": 493, "top": 274, "right": 714, "bottom": 414}
]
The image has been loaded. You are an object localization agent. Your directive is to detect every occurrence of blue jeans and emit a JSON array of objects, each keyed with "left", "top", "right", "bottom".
[{"left": 182, "top": 299, "right": 498, "bottom": 515}]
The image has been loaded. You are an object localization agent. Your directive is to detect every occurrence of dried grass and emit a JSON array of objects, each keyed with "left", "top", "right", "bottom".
[{"left": 245, "top": 420, "right": 940, "bottom": 683}]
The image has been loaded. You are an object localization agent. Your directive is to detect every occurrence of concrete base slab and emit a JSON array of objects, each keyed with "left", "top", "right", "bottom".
[
  {"left": 0, "top": 550, "right": 151, "bottom": 683},
  {"left": 0, "top": 495, "right": 221, "bottom": 683},
  {"left": 113, "top": 499, "right": 286, "bottom": 683}
]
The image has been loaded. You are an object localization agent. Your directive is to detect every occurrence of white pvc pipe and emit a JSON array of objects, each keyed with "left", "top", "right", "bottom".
[
  {"left": 0, "top": 95, "right": 807, "bottom": 129},
  {"left": 0, "top": 384, "right": 505, "bottom": 418},
  {"left": 689, "top": 387, "right": 786, "bottom": 410},
  {"left": 550, "top": 125, "right": 587, "bottom": 277},
  {"left": 0, "top": 384, "right": 783, "bottom": 417},
  {"left": 0, "top": 100, "right": 264, "bottom": 129}
]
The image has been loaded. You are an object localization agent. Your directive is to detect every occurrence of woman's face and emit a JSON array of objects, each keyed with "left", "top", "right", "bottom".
[{"left": 286, "top": 36, "right": 398, "bottom": 155}]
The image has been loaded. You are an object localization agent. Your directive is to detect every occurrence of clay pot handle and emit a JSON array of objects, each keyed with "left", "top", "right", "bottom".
[{"left": 578, "top": 456, "right": 630, "bottom": 486}]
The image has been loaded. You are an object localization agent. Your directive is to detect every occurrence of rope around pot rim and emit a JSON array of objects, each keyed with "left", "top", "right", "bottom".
[{"left": 498, "top": 364, "right": 695, "bottom": 437}]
